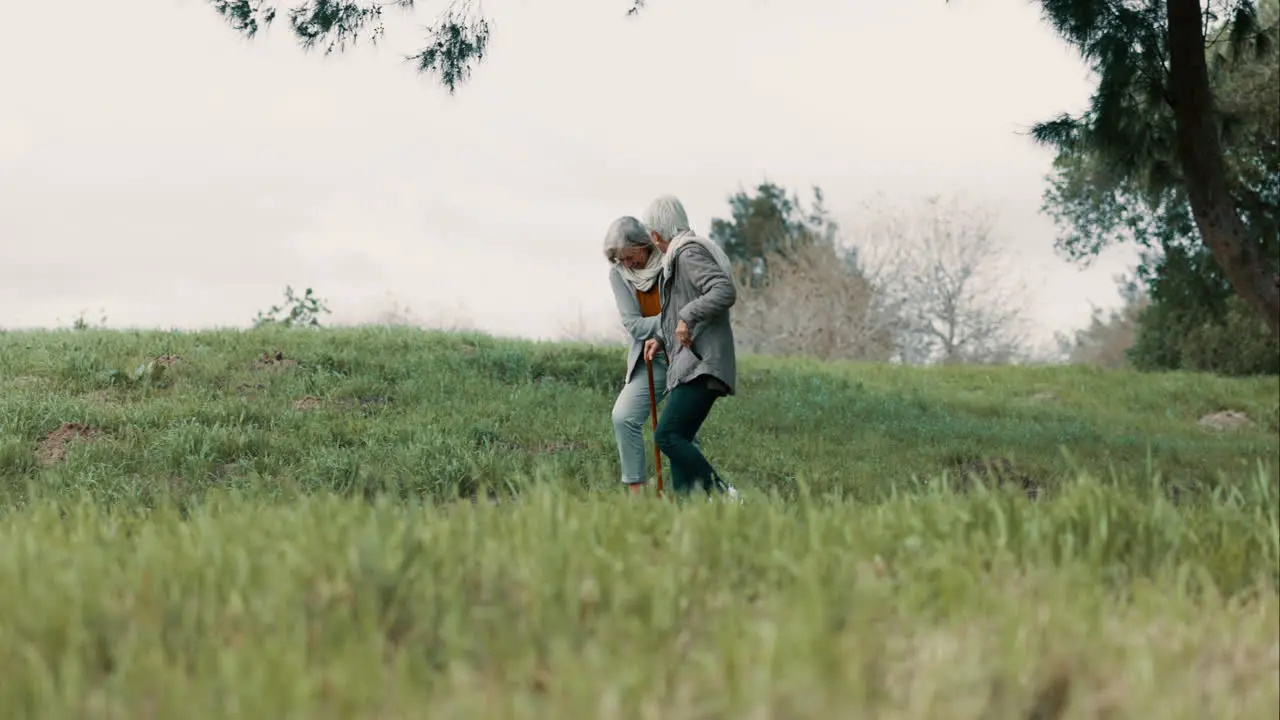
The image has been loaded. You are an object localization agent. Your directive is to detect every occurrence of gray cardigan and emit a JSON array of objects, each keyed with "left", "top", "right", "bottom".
[
  {"left": 658, "top": 238, "right": 738, "bottom": 395},
  {"left": 609, "top": 264, "right": 663, "bottom": 383}
]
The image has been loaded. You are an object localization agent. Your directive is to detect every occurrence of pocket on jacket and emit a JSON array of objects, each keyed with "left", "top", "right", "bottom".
[{"left": 670, "top": 344, "right": 699, "bottom": 375}]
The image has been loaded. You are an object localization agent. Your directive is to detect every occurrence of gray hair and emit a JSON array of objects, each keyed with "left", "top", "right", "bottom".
[
  {"left": 642, "top": 194, "right": 691, "bottom": 242},
  {"left": 602, "top": 215, "right": 653, "bottom": 264}
]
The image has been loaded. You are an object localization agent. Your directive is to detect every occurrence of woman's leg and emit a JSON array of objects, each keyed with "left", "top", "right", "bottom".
[
  {"left": 611, "top": 360, "right": 666, "bottom": 489},
  {"left": 654, "top": 376, "right": 722, "bottom": 495}
]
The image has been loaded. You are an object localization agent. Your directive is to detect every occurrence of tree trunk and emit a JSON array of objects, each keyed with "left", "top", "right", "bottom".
[{"left": 1165, "top": 0, "right": 1280, "bottom": 337}]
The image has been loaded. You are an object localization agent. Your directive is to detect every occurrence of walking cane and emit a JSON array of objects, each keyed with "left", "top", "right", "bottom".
[{"left": 645, "top": 354, "right": 663, "bottom": 497}]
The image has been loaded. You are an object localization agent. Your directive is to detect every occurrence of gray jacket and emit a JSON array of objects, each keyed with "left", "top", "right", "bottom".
[
  {"left": 609, "top": 264, "right": 662, "bottom": 382},
  {"left": 658, "top": 236, "right": 738, "bottom": 395}
]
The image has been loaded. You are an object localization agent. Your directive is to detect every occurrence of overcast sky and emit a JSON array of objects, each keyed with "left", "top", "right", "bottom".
[{"left": 0, "top": 0, "right": 1138, "bottom": 346}]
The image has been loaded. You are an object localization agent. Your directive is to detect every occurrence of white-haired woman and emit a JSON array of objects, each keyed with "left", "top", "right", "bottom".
[
  {"left": 640, "top": 194, "right": 739, "bottom": 501},
  {"left": 603, "top": 215, "right": 676, "bottom": 495}
]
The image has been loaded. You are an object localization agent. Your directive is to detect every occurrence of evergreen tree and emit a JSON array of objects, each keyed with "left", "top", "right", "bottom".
[
  {"left": 1030, "top": 0, "right": 1279, "bottom": 336},
  {"left": 708, "top": 182, "right": 838, "bottom": 286},
  {"left": 1041, "top": 0, "right": 1279, "bottom": 372}
]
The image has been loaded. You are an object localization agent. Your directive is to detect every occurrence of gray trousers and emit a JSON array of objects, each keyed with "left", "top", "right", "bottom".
[{"left": 611, "top": 356, "right": 697, "bottom": 485}]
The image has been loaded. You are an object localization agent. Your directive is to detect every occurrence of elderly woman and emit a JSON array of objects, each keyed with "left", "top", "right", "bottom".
[
  {"left": 603, "top": 215, "right": 680, "bottom": 495},
  {"left": 640, "top": 194, "right": 739, "bottom": 500}
]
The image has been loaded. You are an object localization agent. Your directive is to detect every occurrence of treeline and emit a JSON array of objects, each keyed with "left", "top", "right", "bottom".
[
  {"left": 705, "top": 182, "right": 1031, "bottom": 366},
  {"left": 707, "top": 176, "right": 1276, "bottom": 376},
  {"left": 723, "top": 0, "right": 1280, "bottom": 376},
  {"left": 732, "top": 0, "right": 1280, "bottom": 376}
]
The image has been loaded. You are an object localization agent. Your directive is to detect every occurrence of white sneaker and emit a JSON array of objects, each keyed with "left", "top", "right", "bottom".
[
  {"left": 724, "top": 484, "right": 742, "bottom": 504},
  {"left": 710, "top": 479, "right": 743, "bottom": 504}
]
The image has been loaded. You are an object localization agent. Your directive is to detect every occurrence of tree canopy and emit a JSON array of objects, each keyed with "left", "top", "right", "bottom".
[
  {"left": 708, "top": 181, "right": 839, "bottom": 284},
  {"left": 1030, "top": 0, "right": 1279, "bottom": 336},
  {"left": 1039, "top": 0, "right": 1279, "bottom": 369}
]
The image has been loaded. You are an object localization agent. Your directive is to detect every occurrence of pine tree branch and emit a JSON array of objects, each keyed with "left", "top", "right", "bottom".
[{"left": 207, "top": 0, "right": 650, "bottom": 92}]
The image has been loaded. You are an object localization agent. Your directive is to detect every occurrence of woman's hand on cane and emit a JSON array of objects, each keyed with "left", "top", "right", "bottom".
[{"left": 644, "top": 338, "right": 661, "bottom": 362}]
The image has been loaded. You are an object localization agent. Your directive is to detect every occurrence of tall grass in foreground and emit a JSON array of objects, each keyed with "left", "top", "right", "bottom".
[{"left": 1, "top": 476, "right": 1276, "bottom": 719}]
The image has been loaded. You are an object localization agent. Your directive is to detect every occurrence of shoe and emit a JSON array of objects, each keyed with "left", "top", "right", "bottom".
[{"left": 710, "top": 477, "right": 743, "bottom": 504}]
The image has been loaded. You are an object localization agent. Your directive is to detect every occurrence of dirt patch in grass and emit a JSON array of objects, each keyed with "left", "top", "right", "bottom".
[
  {"left": 155, "top": 354, "right": 182, "bottom": 366},
  {"left": 1198, "top": 410, "right": 1254, "bottom": 431},
  {"left": 292, "top": 396, "right": 323, "bottom": 412},
  {"left": 37, "top": 422, "right": 103, "bottom": 466}
]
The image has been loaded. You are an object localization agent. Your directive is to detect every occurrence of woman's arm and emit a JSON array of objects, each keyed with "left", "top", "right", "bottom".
[
  {"left": 610, "top": 267, "right": 661, "bottom": 342},
  {"left": 676, "top": 244, "right": 737, "bottom": 329}
]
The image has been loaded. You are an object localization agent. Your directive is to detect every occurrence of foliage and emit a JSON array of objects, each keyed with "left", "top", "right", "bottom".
[
  {"left": 1175, "top": 295, "right": 1280, "bottom": 375},
  {"left": 1040, "top": 0, "right": 1280, "bottom": 370},
  {"left": 1131, "top": 291, "right": 1280, "bottom": 375},
  {"left": 1040, "top": 0, "right": 1279, "bottom": 266},
  {"left": 1032, "top": 0, "right": 1279, "bottom": 332},
  {"left": 1032, "top": 0, "right": 1275, "bottom": 197},
  {"left": 207, "top": 0, "right": 647, "bottom": 92},
  {"left": 1117, "top": 244, "right": 1277, "bottom": 376},
  {"left": 253, "top": 285, "right": 332, "bottom": 329},
  {"left": 709, "top": 181, "right": 840, "bottom": 283},
  {"left": 1057, "top": 269, "right": 1278, "bottom": 376}
]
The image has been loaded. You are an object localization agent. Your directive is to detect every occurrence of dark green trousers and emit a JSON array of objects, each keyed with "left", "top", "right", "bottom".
[{"left": 654, "top": 375, "right": 728, "bottom": 495}]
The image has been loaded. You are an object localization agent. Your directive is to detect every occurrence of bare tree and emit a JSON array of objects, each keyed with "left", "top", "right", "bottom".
[
  {"left": 732, "top": 240, "right": 899, "bottom": 362},
  {"left": 851, "top": 195, "right": 1032, "bottom": 366}
]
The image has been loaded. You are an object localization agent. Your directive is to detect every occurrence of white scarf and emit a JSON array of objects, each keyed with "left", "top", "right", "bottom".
[
  {"left": 617, "top": 245, "right": 665, "bottom": 292},
  {"left": 661, "top": 229, "right": 734, "bottom": 279}
]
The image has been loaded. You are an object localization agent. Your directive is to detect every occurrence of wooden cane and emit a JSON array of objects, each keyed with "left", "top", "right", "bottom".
[{"left": 645, "top": 354, "right": 663, "bottom": 497}]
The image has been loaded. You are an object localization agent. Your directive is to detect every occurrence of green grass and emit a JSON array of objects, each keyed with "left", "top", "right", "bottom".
[
  {"left": 0, "top": 327, "right": 1277, "bottom": 717},
  {"left": 1, "top": 326, "right": 1276, "bottom": 505}
]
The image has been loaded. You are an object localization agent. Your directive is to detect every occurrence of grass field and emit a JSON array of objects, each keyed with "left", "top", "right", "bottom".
[{"left": 0, "top": 327, "right": 1277, "bottom": 717}]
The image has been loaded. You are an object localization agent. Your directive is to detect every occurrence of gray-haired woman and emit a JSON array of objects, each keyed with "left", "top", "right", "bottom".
[{"left": 603, "top": 215, "right": 674, "bottom": 495}]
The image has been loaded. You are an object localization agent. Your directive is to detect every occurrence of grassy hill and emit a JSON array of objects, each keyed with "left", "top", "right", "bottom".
[
  {"left": 1, "top": 327, "right": 1276, "bottom": 504},
  {"left": 0, "top": 327, "right": 1277, "bottom": 717}
]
